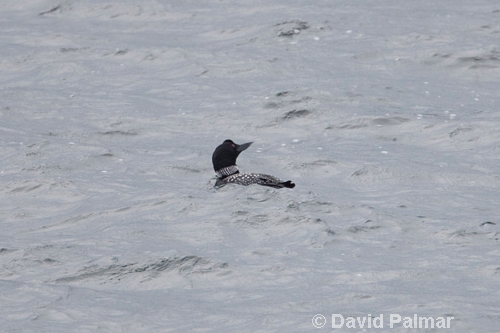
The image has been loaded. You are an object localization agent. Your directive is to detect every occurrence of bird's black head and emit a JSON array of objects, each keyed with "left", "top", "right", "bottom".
[{"left": 212, "top": 139, "right": 253, "bottom": 171}]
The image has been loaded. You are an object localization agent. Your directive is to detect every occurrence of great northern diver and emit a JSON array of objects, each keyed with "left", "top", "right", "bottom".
[{"left": 212, "top": 139, "right": 295, "bottom": 189}]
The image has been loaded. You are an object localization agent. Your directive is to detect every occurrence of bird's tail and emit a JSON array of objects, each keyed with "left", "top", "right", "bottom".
[{"left": 279, "top": 180, "right": 295, "bottom": 188}]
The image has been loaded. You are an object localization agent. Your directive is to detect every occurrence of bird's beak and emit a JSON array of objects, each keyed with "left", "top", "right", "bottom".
[{"left": 236, "top": 142, "right": 253, "bottom": 152}]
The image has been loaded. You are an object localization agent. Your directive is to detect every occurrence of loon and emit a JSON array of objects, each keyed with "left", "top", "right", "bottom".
[{"left": 212, "top": 139, "right": 295, "bottom": 189}]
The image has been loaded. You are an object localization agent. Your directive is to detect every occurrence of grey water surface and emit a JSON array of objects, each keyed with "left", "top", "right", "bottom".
[{"left": 1, "top": 0, "right": 500, "bottom": 332}]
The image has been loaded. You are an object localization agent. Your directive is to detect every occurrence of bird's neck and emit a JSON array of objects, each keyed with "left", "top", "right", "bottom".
[{"left": 215, "top": 165, "right": 239, "bottom": 179}]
